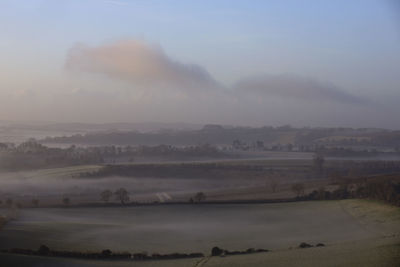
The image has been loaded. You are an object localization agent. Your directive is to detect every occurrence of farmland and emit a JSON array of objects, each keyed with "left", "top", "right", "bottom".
[
  {"left": 1, "top": 156, "right": 400, "bottom": 266},
  {"left": 1, "top": 157, "right": 400, "bottom": 207},
  {"left": 0, "top": 200, "right": 397, "bottom": 253},
  {"left": 0, "top": 159, "right": 316, "bottom": 206},
  {"left": 0, "top": 199, "right": 399, "bottom": 266}
]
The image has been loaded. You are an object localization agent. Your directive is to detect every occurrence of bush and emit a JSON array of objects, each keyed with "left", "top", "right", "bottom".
[
  {"left": 299, "top": 242, "right": 313, "bottom": 248},
  {"left": 38, "top": 245, "right": 50, "bottom": 255},
  {"left": 101, "top": 249, "right": 112, "bottom": 257},
  {"left": 246, "top": 248, "right": 255, "bottom": 253},
  {"left": 211, "top": 246, "right": 223, "bottom": 256}
]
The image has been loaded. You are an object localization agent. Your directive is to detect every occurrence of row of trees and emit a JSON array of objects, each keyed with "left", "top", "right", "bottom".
[
  {"left": 0, "top": 198, "right": 16, "bottom": 207},
  {"left": 0, "top": 140, "right": 226, "bottom": 170},
  {"left": 4, "top": 245, "right": 204, "bottom": 261},
  {"left": 5, "top": 189, "right": 203, "bottom": 207},
  {"left": 0, "top": 197, "right": 68, "bottom": 208},
  {"left": 326, "top": 160, "right": 400, "bottom": 178},
  {"left": 0, "top": 140, "right": 103, "bottom": 170},
  {"left": 292, "top": 176, "right": 400, "bottom": 206},
  {"left": 1, "top": 190, "right": 130, "bottom": 209},
  {"left": 190, "top": 192, "right": 206, "bottom": 203},
  {"left": 100, "top": 188, "right": 130, "bottom": 204}
]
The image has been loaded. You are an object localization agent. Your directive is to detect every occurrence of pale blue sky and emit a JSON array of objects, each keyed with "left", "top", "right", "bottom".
[{"left": 0, "top": 0, "right": 399, "bottom": 127}]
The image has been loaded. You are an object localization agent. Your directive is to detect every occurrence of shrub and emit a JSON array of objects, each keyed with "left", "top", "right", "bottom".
[
  {"left": 211, "top": 246, "right": 223, "bottom": 256},
  {"left": 101, "top": 249, "right": 112, "bottom": 257},
  {"left": 246, "top": 248, "right": 255, "bottom": 253},
  {"left": 299, "top": 242, "right": 313, "bottom": 248},
  {"left": 38, "top": 245, "right": 50, "bottom": 255}
]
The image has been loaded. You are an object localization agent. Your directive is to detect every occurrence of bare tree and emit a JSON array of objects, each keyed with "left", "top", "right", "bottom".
[
  {"left": 100, "top": 190, "right": 113, "bottom": 203},
  {"left": 6, "top": 198, "right": 13, "bottom": 207},
  {"left": 291, "top": 183, "right": 305, "bottom": 197},
  {"left": 317, "top": 186, "right": 326, "bottom": 200},
  {"left": 32, "top": 198, "right": 39, "bottom": 207},
  {"left": 115, "top": 188, "right": 130, "bottom": 205},
  {"left": 313, "top": 153, "right": 325, "bottom": 175},
  {"left": 62, "top": 197, "right": 70, "bottom": 206},
  {"left": 193, "top": 192, "right": 206, "bottom": 203},
  {"left": 268, "top": 178, "right": 279, "bottom": 193}
]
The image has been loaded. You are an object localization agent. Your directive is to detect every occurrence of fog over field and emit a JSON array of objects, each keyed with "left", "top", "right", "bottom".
[{"left": 0, "top": 172, "right": 266, "bottom": 202}]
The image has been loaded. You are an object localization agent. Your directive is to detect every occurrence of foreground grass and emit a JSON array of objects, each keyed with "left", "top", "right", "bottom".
[
  {"left": 206, "top": 237, "right": 400, "bottom": 267},
  {"left": 208, "top": 199, "right": 400, "bottom": 266},
  {"left": 339, "top": 199, "right": 400, "bottom": 236},
  {"left": 1, "top": 238, "right": 399, "bottom": 267}
]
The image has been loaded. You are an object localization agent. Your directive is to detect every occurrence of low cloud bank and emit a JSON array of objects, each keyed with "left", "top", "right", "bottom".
[
  {"left": 234, "top": 74, "right": 369, "bottom": 105},
  {"left": 3, "top": 39, "right": 378, "bottom": 127},
  {"left": 66, "top": 39, "right": 368, "bottom": 106},
  {"left": 66, "top": 40, "right": 218, "bottom": 91}
]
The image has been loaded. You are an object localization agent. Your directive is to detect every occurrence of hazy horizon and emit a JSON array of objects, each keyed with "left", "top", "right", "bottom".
[{"left": 0, "top": 119, "right": 398, "bottom": 131}]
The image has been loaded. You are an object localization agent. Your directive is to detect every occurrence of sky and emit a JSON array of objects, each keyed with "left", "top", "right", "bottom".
[{"left": 0, "top": 0, "right": 399, "bottom": 128}]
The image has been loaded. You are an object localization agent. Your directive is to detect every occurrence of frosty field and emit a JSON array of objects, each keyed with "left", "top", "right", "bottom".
[
  {"left": 0, "top": 201, "right": 388, "bottom": 253},
  {"left": 0, "top": 199, "right": 399, "bottom": 266}
]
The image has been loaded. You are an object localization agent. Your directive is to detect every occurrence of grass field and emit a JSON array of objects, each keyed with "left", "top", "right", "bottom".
[
  {"left": 0, "top": 200, "right": 397, "bottom": 253},
  {"left": 205, "top": 237, "right": 400, "bottom": 267},
  {"left": 1, "top": 159, "right": 400, "bottom": 266},
  {"left": 0, "top": 200, "right": 399, "bottom": 266},
  {"left": 0, "top": 158, "right": 318, "bottom": 206}
]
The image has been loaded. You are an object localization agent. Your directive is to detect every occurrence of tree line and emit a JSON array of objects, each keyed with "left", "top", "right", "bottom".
[
  {"left": 293, "top": 175, "right": 400, "bottom": 206},
  {"left": 0, "top": 140, "right": 225, "bottom": 170}
]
